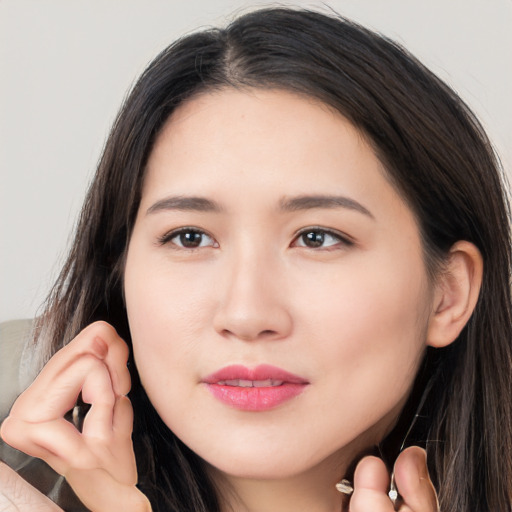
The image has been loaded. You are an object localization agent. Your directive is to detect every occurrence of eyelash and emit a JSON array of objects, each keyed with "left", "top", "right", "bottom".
[
  {"left": 157, "top": 226, "right": 354, "bottom": 250},
  {"left": 157, "top": 227, "right": 218, "bottom": 249},
  {"left": 292, "top": 227, "right": 354, "bottom": 250}
]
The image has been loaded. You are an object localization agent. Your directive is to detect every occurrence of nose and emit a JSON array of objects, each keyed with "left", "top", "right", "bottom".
[{"left": 213, "top": 250, "right": 293, "bottom": 342}]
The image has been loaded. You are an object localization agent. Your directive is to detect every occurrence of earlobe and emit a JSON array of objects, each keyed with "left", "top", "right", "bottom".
[{"left": 426, "top": 241, "right": 483, "bottom": 348}]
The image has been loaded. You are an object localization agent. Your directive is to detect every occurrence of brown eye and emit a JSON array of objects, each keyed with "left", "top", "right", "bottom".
[
  {"left": 159, "top": 228, "right": 217, "bottom": 249},
  {"left": 177, "top": 231, "right": 204, "bottom": 248},
  {"left": 293, "top": 228, "right": 352, "bottom": 249},
  {"left": 301, "top": 231, "right": 326, "bottom": 248}
]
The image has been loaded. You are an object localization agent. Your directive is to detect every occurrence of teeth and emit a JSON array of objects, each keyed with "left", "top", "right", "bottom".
[
  {"left": 253, "top": 379, "right": 272, "bottom": 387},
  {"left": 216, "top": 379, "right": 284, "bottom": 387},
  {"left": 253, "top": 379, "right": 284, "bottom": 387}
]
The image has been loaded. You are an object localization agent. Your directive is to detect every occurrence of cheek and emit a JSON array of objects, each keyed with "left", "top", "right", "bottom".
[
  {"left": 124, "top": 248, "right": 222, "bottom": 428},
  {"left": 126, "top": 302, "right": 200, "bottom": 440},
  {"left": 125, "top": 269, "right": 208, "bottom": 379},
  {"left": 300, "top": 252, "right": 430, "bottom": 404},
  {"left": 123, "top": 235, "right": 432, "bottom": 477}
]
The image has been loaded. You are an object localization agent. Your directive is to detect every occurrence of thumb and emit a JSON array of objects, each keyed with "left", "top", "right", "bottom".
[
  {"left": 350, "top": 455, "right": 394, "bottom": 511},
  {"left": 393, "top": 447, "right": 439, "bottom": 512}
]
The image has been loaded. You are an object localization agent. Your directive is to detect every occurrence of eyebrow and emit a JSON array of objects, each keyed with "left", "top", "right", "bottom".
[
  {"left": 146, "top": 196, "right": 223, "bottom": 215},
  {"left": 146, "top": 194, "right": 373, "bottom": 218},
  {"left": 279, "top": 195, "right": 374, "bottom": 218}
]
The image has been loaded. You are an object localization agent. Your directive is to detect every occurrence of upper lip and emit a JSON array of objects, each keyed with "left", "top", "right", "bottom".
[{"left": 202, "top": 364, "right": 309, "bottom": 385}]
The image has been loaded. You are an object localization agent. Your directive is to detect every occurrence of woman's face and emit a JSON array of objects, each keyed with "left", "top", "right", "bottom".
[{"left": 124, "top": 89, "right": 434, "bottom": 481}]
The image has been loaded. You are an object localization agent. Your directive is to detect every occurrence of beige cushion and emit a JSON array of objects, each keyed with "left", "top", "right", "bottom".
[{"left": 0, "top": 319, "right": 33, "bottom": 417}]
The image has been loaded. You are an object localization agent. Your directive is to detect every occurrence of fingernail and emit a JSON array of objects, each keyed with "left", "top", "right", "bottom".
[
  {"left": 412, "top": 448, "right": 428, "bottom": 480},
  {"left": 92, "top": 336, "right": 108, "bottom": 359}
]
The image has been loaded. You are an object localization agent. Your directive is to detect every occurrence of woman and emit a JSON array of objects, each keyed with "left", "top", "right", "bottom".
[{"left": 1, "top": 7, "right": 511, "bottom": 512}]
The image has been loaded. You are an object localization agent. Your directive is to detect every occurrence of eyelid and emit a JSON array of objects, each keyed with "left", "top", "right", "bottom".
[
  {"left": 157, "top": 226, "right": 218, "bottom": 248},
  {"left": 292, "top": 226, "right": 355, "bottom": 247}
]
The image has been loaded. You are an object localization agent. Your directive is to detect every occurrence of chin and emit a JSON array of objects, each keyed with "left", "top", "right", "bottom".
[
  {"left": 192, "top": 435, "right": 341, "bottom": 482},
  {"left": 208, "top": 456, "right": 314, "bottom": 481}
]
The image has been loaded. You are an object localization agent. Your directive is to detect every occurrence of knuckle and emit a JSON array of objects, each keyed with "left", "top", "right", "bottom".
[
  {"left": 0, "top": 418, "right": 34, "bottom": 457},
  {"left": 88, "top": 321, "right": 118, "bottom": 342},
  {"left": 118, "top": 338, "right": 130, "bottom": 362},
  {"left": 83, "top": 322, "right": 129, "bottom": 361},
  {"left": 0, "top": 417, "right": 17, "bottom": 446},
  {"left": 77, "top": 352, "right": 106, "bottom": 369}
]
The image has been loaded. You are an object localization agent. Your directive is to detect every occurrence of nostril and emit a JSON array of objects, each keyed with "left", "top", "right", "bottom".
[
  {"left": 221, "top": 329, "right": 279, "bottom": 342},
  {"left": 213, "top": 297, "right": 293, "bottom": 342}
]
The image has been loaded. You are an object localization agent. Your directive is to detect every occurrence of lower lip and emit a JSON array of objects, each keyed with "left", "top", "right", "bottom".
[{"left": 205, "top": 383, "right": 307, "bottom": 411}]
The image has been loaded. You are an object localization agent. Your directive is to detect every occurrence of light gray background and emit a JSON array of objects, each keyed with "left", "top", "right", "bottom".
[{"left": 1, "top": 0, "right": 511, "bottom": 323}]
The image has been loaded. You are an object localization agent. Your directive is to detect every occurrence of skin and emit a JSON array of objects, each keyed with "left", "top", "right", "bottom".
[
  {"left": 0, "top": 323, "right": 151, "bottom": 512},
  {"left": 123, "top": 88, "right": 437, "bottom": 511},
  {"left": 1, "top": 88, "right": 483, "bottom": 511}
]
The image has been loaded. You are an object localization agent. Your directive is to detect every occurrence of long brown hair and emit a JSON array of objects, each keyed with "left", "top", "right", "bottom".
[{"left": 31, "top": 7, "right": 511, "bottom": 511}]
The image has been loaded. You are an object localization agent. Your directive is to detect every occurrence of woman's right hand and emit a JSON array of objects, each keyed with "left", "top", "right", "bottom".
[
  {"left": 0, "top": 321, "right": 152, "bottom": 512},
  {"left": 349, "top": 446, "right": 439, "bottom": 512}
]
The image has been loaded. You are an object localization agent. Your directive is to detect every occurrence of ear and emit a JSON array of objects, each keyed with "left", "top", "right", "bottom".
[{"left": 427, "top": 241, "right": 483, "bottom": 348}]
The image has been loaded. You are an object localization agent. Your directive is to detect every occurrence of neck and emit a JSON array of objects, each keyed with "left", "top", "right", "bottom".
[{"left": 221, "top": 478, "right": 343, "bottom": 512}]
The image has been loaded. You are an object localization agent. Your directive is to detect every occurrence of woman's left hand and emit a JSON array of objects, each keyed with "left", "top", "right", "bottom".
[
  {"left": 0, "top": 322, "right": 152, "bottom": 512},
  {"left": 349, "top": 446, "right": 439, "bottom": 512}
]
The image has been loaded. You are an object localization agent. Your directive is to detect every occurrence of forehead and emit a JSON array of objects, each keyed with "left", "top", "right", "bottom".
[
  {"left": 135, "top": 88, "right": 425, "bottom": 272},
  {"left": 140, "top": 88, "right": 417, "bottom": 230},
  {"left": 145, "top": 89, "right": 380, "bottom": 191}
]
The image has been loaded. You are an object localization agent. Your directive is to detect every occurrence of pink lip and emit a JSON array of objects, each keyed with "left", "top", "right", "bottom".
[{"left": 203, "top": 364, "right": 309, "bottom": 411}]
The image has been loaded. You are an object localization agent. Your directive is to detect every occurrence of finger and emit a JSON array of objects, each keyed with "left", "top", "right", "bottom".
[
  {"left": 9, "top": 354, "right": 114, "bottom": 424},
  {"left": 2, "top": 416, "right": 98, "bottom": 475},
  {"left": 51, "top": 321, "right": 131, "bottom": 397},
  {"left": 109, "top": 396, "right": 138, "bottom": 485},
  {"left": 113, "top": 395, "right": 134, "bottom": 440},
  {"left": 394, "top": 447, "right": 439, "bottom": 512},
  {"left": 2, "top": 357, "right": 115, "bottom": 470},
  {"left": 2, "top": 399, "right": 135, "bottom": 484},
  {"left": 19, "top": 321, "right": 130, "bottom": 401},
  {"left": 350, "top": 455, "right": 394, "bottom": 512},
  {"left": 79, "top": 322, "right": 131, "bottom": 396},
  {"left": 0, "top": 462, "right": 64, "bottom": 512},
  {"left": 81, "top": 362, "right": 116, "bottom": 441}
]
